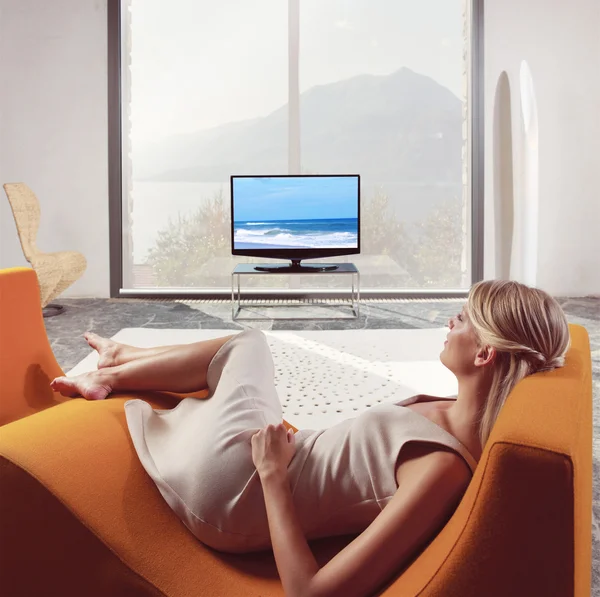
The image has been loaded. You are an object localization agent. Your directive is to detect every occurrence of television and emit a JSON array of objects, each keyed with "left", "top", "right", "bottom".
[{"left": 231, "top": 174, "right": 360, "bottom": 272}]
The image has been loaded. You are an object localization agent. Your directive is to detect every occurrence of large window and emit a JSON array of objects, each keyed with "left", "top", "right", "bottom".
[{"left": 111, "top": 0, "right": 482, "bottom": 295}]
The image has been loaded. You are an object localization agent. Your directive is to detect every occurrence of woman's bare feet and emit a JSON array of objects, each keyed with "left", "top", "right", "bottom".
[
  {"left": 84, "top": 332, "right": 120, "bottom": 368},
  {"left": 50, "top": 372, "right": 113, "bottom": 401}
]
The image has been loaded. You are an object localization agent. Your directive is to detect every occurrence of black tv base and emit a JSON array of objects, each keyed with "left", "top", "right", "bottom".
[{"left": 253, "top": 262, "right": 339, "bottom": 273}]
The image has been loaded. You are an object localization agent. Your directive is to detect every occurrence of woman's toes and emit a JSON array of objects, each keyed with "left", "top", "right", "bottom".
[
  {"left": 50, "top": 376, "right": 80, "bottom": 398},
  {"left": 84, "top": 332, "right": 103, "bottom": 350},
  {"left": 84, "top": 331, "right": 118, "bottom": 368},
  {"left": 50, "top": 374, "right": 112, "bottom": 401}
]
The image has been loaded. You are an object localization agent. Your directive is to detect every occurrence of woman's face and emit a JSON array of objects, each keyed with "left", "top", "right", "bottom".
[{"left": 440, "top": 304, "right": 483, "bottom": 375}]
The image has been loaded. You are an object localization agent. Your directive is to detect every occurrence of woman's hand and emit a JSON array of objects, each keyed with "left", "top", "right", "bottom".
[{"left": 251, "top": 423, "right": 296, "bottom": 480}]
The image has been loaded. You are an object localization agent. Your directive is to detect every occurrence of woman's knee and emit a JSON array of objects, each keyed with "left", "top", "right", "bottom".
[
  {"left": 244, "top": 328, "right": 266, "bottom": 340},
  {"left": 243, "top": 329, "right": 273, "bottom": 365},
  {"left": 242, "top": 328, "right": 269, "bottom": 349}
]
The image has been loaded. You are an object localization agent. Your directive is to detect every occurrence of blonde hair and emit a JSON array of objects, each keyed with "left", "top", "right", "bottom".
[{"left": 466, "top": 280, "right": 570, "bottom": 450}]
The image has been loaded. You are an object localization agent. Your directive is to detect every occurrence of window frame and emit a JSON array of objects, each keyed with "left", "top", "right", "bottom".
[{"left": 107, "top": 0, "right": 484, "bottom": 300}]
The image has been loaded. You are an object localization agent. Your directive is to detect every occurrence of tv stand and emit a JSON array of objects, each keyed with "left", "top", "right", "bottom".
[
  {"left": 231, "top": 262, "right": 359, "bottom": 321},
  {"left": 254, "top": 261, "right": 339, "bottom": 273}
]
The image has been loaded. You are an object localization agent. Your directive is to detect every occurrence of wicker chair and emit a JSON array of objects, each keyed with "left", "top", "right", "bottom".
[{"left": 3, "top": 183, "right": 87, "bottom": 316}]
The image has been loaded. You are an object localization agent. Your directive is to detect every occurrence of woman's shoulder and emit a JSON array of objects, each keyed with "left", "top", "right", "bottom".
[{"left": 395, "top": 440, "right": 471, "bottom": 490}]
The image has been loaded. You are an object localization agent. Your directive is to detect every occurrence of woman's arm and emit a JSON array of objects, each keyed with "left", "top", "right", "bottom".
[
  {"left": 301, "top": 450, "right": 469, "bottom": 597},
  {"left": 252, "top": 424, "right": 319, "bottom": 596},
  {"left": 253, "top": 424, "right": 471, "bottom": 597},
  {"left": 260, "top": 471, "right": 320, "bottom": 597}
]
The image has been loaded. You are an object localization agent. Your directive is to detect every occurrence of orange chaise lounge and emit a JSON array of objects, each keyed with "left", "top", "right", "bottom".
[{"left": 0, "top": 267, "right": 592, "bottom": 596}]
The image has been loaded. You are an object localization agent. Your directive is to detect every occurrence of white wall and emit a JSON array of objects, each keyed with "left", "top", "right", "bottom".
[
  {"left": 0, "top": 0, "right": 109, "bottom": 297},
  {"left": 484, "top": 0, "right": 600, "bottom": 296}
]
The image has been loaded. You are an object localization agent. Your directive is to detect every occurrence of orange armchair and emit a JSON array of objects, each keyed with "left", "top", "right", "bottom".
[{"left": 0, "top": 267, "right": 592, "bottom": 596}]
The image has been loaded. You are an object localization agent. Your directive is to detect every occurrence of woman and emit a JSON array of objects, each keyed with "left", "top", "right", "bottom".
[{"left": 51, "top": 280, "right": 570, "bottom": 597}]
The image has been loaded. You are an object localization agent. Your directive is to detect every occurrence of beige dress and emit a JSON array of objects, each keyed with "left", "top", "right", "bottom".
[{"left": 124, "top": 329, "right": 477, "bottom": 553}]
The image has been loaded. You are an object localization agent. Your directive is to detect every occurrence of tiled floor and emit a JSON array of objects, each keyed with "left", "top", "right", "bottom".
[{"left": 45, "top": 295, "right": 600, "bottom": 593}]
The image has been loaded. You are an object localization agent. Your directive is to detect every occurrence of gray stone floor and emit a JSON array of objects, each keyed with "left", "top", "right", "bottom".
[{"left": 44, "top": 296, "right": 600, "bottom": 593}]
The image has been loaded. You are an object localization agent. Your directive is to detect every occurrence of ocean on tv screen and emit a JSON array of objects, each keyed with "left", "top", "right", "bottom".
[{"left": 233, "top": 218, "right": 358, "bottom": 250}]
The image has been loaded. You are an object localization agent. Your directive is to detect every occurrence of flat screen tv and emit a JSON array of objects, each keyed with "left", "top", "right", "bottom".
[{"left": 231, "top": 174, "right": 360, "bottom": 272}]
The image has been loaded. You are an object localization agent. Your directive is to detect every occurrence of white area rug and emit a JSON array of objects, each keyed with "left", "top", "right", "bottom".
[{"left": 68, "top": 328, "right": 457, "bottom": 429}]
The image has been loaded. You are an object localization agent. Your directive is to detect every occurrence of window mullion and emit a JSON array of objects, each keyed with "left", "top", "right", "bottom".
[{"left": 288, "top": 0, "right": 301, "bottom": 175}]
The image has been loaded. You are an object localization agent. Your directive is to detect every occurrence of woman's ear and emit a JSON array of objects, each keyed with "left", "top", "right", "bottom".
[{"left": 474, "top": 345, "right": 496, "bottom": 368}]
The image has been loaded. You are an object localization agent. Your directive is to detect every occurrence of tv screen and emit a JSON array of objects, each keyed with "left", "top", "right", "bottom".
[{"left": 231, "top": 174, "right": 360, "bottom": 269}]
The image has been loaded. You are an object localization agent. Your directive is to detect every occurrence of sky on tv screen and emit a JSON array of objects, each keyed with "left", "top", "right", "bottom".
[{"left": 232, "top": 176, "right": 359, "bottom": 250}]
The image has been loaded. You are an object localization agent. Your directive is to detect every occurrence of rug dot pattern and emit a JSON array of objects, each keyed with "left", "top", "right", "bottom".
[{"left": 263, "top": 330, "right": 456, "bottom": 429}]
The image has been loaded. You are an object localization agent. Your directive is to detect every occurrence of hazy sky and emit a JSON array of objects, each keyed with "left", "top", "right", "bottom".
[
  {"left": 128, "top": 0, "right": 465, "bottom": 143},
  {"left": 232, "top": 175, "right": 359, "bottom": 220}
]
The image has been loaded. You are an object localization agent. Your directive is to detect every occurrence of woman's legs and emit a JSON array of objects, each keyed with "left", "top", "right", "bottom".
[
  {"left": 51, "top": 333, "right": 237, "bottom": 401},
  {"left": 85, "top": 332, "right": 190, "bottom": 368}
]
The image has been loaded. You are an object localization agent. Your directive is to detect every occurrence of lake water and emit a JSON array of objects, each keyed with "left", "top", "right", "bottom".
[{"left": 130, "top": 182, "right": 226, "bottom": 262}]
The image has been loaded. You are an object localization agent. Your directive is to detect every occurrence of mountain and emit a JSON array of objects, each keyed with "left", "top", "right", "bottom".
[{"left": 132, "top": 67, "right": 463, "bottom": 184}]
